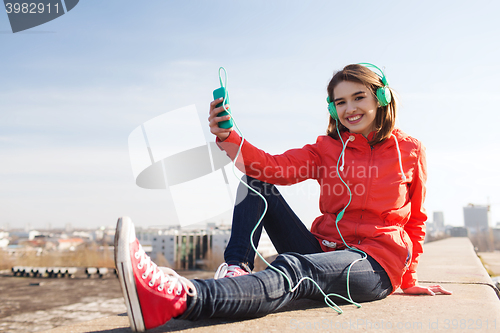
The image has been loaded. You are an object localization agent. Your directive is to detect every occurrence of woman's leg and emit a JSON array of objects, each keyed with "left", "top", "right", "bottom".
[
  {"left": 181, "top": 250, "right": 392, "bottom": 321},
  {"left": 115, "top": 217, "right": 391, "bottom": 330},
  {"left": 224, "top": 176, "right": 322, "bottom": 270}
]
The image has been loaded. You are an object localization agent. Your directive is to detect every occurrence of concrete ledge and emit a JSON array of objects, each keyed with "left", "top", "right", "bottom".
[{"left": 44, "top": 237, "right": 500, "bottom": 332}]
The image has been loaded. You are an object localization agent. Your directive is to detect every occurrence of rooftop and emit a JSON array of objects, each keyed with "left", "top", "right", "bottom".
[{"left": 43, "top": 237, "right": 500, "bottom": 332}]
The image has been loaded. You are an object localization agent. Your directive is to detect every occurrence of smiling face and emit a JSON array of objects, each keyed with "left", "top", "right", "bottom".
[{"left": 333, "top": 80, "right": 379, "bottom": 138}]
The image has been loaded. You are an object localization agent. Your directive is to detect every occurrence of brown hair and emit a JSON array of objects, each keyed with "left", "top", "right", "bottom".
[{"left": 326, "top": 64, "right": 397, "bottom": 146}]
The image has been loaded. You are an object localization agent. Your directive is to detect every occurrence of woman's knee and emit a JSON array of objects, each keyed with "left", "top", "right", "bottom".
[
  {"left": 235, "top": 176, "right": 262, "bottom": 205},
  {"left": 348, "top": 271, "right": 392, "bottom": 302},
  {"left": 268, "top": 253, "right": 314, "bottom": 279},
  {"left": 239, "top": 176, "right": 281, "bottom": 198}
]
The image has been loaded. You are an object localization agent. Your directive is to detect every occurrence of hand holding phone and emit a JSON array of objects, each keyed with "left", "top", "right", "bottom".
[{"left": 213, "top": 86, "right": 233, "bottom": 129}]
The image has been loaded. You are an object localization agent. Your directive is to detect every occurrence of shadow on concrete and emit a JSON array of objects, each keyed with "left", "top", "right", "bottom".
[{"left": 91, "top": 299, "right": 331, "bottom": 333}]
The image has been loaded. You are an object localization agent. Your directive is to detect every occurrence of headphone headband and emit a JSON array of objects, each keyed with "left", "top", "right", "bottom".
[{"left": 357, "top": 62, "right": 389, "bottom": 86}]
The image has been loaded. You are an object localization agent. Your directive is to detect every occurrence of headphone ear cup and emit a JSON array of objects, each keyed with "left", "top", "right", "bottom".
[
  {"left": 327, "top": 96, "right": 338, "bottom": 120},
  {"left": 376, "top": 86, "right": 392, "bottom": 106},
  {"left": 329, "top": 103, "right": 338, "bottom": 120}
]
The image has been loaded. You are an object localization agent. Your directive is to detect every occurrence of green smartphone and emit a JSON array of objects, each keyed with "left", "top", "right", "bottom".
[{"left": 213, "top": 87, "right": 233, "bottom": 129}]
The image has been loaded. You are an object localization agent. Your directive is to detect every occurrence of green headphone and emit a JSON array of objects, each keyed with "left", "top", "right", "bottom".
[{"left": 327, "top": 63, "right": 391, "bottom": 120}]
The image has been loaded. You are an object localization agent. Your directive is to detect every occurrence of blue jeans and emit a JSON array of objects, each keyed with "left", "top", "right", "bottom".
[{"left": 180, "top": 177, "right": 392, "bottom": 320}]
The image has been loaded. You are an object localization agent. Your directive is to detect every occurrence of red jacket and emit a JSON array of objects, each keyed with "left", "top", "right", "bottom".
[{"left": 217, "top": 128, "right": 427, "bottom": 291}]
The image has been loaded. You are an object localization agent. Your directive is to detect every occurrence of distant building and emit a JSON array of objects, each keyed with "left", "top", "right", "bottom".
[
  {"left": 433, "top": 212, "right": 444, "bottom": 230},
  {"left": 0, "top": 231, "right": 9, "bottom": 249},
  {"left": 9, "top": 230, "right": 40, "bottom": 240},
  {"left": 463, "top": 204, "right": 490, "bottom": 234},
  {"left": 0, "top": 239, "right": 8, "bottom": 248},
  {"left": 29, "top": 230, "right": 41, "bottom": 240},
  {"left": 449, "top": 227, "right": 469, "bottom": 237},
  {"left": 57, "top": 238, "right": 85, "bottom": 251},
  {"left": 150, "top": 228, "right": 231, "bottom": 270},
  {"left": 151, "top": 230, "right": 178, "bottom": 267},
  {"left": 492, "top": 223, "right": 500, "bottom": 250},
  {"left": 93, "top": 228, "right": 104, "bottom": 242},
  {"left": 211, "top": 229, "right": 231, "bottom": 263},
  {"left": 71, "top": 231, "right": 93, "bottom": 241},
  {"left": 92, "top": 226, "right": 116, "bottom": 245},
  {"left": 493, "top": 227, "right": 500, "bottom": 241},
  {"left": 136, "top": 226, "right": 172, "bottom": 253},
  {"left": 424, "top": 211, "right": 447, "bottom": 242},
  {"left": 148, "top": 225, "right": 279, "bottom": 271}
]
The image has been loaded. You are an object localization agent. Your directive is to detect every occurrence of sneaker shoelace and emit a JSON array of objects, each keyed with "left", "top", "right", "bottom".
[
  {"left": 226, "top": 265, "right": 247, "bottom": 277},
  {"left": 215, "top": 263, "right": 249, "bottom": 278},
  {"left": 134, "top": 245, "right": 196, "bottom": 297}
]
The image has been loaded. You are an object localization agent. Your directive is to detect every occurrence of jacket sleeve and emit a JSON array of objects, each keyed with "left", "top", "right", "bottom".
[
  {"left": 216, "top": 130, "right": 323, "bottom": 185},
  {"left": 401, "top": 141, "right": 427, "bottom": 289}
]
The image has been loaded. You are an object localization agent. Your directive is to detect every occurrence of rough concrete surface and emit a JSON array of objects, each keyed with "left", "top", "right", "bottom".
[
  {"left": 44, "top": 283, "right": 499, "bottom": 333},
  {"left": 41, "top": 237, "right": 500, "bottom": 333},
  {"left": 0, "top": 271, "right": 213, "bottom": 332}
]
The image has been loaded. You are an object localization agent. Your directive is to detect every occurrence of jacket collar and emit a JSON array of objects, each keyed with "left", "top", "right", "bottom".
[
  {"left": 340, "top": 128, "right": 408, "bottom": 148},
  {"left": 338, "top": 128, "right": 408, "bottom": 182}
]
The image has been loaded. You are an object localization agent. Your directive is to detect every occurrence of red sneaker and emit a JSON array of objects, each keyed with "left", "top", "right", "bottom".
[
  {"left": 114, "top": 217, "right": 196, "bottom": 332},
  {"left": 214, "top": 263, "right": 251, "bottom": 279}
]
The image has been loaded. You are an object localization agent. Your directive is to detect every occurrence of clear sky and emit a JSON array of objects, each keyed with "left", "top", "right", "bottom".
[{"left": 1, "top": 0, "right": 500, "bottom": 230}]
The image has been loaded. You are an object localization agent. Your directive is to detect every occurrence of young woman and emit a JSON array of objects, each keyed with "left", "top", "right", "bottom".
[{"left": 114, "top": 63, "right": 452, "bottom": 332}]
